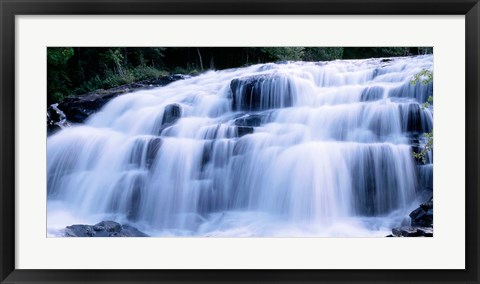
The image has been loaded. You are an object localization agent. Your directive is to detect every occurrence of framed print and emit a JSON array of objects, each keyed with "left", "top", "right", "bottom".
[{"left": 1, "top": 0, "right": 479, "bottom": 283}]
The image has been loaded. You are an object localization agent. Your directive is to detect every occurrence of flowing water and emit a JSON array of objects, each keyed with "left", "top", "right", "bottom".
[{"left": 47, "top": 55, "right": 433, "bottom": 237}]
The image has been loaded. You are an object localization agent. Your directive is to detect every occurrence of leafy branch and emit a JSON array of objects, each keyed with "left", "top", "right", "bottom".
[
  {"left": 412, "top": 132, "right": 433, "bottom": 164},
  {"left": 411, "top": 69, "right": 433, "bottom": 86},
  {"left": 411, "top": 69, "right": 433, "bottom": 163}
]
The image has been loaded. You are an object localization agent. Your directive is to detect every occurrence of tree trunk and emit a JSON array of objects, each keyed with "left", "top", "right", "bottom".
[
  {"left": 210, "top": 56, "right": 214, "bottom": 69},
  {"left": 196, "top": 48, "right": 204, "bottom": 71}
]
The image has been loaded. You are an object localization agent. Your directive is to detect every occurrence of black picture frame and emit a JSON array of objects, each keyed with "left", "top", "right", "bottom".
[{"left": 1, "top": 0, "right": 479, "bottom": 283}]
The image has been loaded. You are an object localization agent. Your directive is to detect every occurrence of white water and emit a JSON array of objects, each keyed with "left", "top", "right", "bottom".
[{"left": 47, "top": 55, "right": 433, "bottom": 237}]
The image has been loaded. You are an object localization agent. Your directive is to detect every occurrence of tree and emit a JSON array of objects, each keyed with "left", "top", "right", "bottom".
[
  {"left": 302, "top": 47, "right": 344, "bottom": 61},
  {"left": 258, "top": 47, "right": 305, "bottom": 61},
  {"left": 47, "top": 47, "right": 74, "bottom": 103}
]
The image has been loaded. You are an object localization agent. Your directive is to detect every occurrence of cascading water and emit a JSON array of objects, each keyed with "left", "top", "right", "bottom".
[{"left": 47, "top": 55, "right": 433, "bottom": 237}]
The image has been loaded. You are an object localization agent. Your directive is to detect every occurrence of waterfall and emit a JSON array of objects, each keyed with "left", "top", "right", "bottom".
[{"left": 47, "top": 55, "right": 433, "bottom": 237}]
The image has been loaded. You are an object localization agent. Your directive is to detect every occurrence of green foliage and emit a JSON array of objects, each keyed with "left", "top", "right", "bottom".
[
  {"left": 47, "top": 47, "right": 75, "bottom": 104},
  {"left": 101, "top": 48, "right": 125, "bottom": 75},
  {"left": 48, "top": 47, "right": 434, "bottom": 104},
  {"left": 379, "top": 47, "right": 409, "bottom": 57},
  {"left": 421, "top": 95, "right": 434, "bottom": 109},
  {"left": 133, "top": 48, "right": 166, "bottom": 68},
  {"left": 411, "top": 69, "right": 434, "bottom": 163},
  {"left": 51, "top": 92, "right": 66, "bottom": 103},
  {"left": 47, "top": 47, "right": 74, "bottom": 65},
  {"left": 302, "top": 47, "right": 344, "bottom": 61},
  {"left": 342, "top": 47, "right": 432, "bottom": 59},
  {"left": 258, "top": 47, "right": 305, "bottom": 61},
  {"left": 411, "top": 69, "right": 433, "bottom": 109},
  {"left": 411, "top": 69, "right": 433, "bottom": 86},
  {"left": 132, "top": 66, "right": 168, "bottom": 81},
  {"left": 412, "top": 70, "right": 433, "bottom": 85},
  {"left": 74, "top": 66, "right": 170, "bottom": 95},
  {"left": 102, "top": 70, "right": 135, "bottom": 88},
  {"left": 171, "top": 66, "right": 199, "bottom": 75},
  {"left": 418, "top": 47, "right": 433, "bottom": 55},
  {"left": 413, "top": 132, "right": 433, "bottom": 164},
  {"left": 74, "top": 75, "right": 103, "bottom": 95}
]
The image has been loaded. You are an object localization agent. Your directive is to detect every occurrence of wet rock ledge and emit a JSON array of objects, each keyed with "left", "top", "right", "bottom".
[
  {"left": 48, "top": 74, "right": 190, "bottom": 135},
  {"left": 65, "top": 221, "right": 149, "bottom": 237},
  {"left": 389, "top": 197, "right": 433, "bottom": 237}
]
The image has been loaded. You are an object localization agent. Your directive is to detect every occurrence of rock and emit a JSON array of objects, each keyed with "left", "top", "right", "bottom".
[
  {"left": 128, "top": 137, "right": 162, "bottom": 170},
  {"left": 64, "top": 225, "right": 96, "bottom": 237},
  {"left": 234, "top": 114, "right": 264, "bottom": 127},
  {"left": 410, "top": 197, "right": 433, "bottom": 227},
  {"left": 399, "top": 103, "right": 432, "bottom": 134},
  {"left": 391, "top": 226, "right": 433, "bottom": 237},
  {"left": 58, "top": 93, "right": 113, "bottom": 123},
  {"left": 162, "top": 104, "right": 182, "bottom": 125},
  {"left": 120, "top": 224, "right": 150, "bottom": 237},
  {"left": 47, "top": 103, "right": 70, "bottom": 135},
  {"left": 389, "top": 197, "right": 433, "bottom": 237},
  {"left": 237, "top": 126, "right": 254, "bottom": 137},
  {"left": 389, "top": 80, "right": 433, "bottom": 104},
  {"left": 154, "top": 104, "right": 182, "bottom": 135},
  {"left": 50, "top": 74, "right": 189, "bottom": 126},
  {"left": 64, "top": 221, "right": 149, "bottom": 237},
  {"left": 145, "top": 138, "right": 163, "bottom": 169},
  {"left": 94, "top": 220, "right": 122, "bottom": 233},
  {"left": 150, "top": 74, "right": 191, "bottom": 86},
  {"left": 230, "top": 75, "right": 293, "bottom": 111},
  {"left": 360, "top": 86, "right": 384, "bottom": 102}
]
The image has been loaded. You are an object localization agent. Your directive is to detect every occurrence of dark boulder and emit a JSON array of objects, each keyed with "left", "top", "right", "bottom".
[
  {"left": 389, "top": 80, "right": 433, "bottom": 104},
  {"left": 58, "top": 91, "right": 121, "bottom": 123},
  {"left": 64, "top": 224, "right": 96, "bottom": 237},
  {"left": 234, "top": 114, "right": 264, "bottom": 127},
  {"left": 399, "top": 103, "right": 433, "bottom": 134},
  {"left": 230, "top": 75, "right": 293, "bottom": 111},
  {"left": 93, "top": 220, "right": 122, "bottom": 232},
  {"left": 146, "top": 138, "right": 163, "bottom": 169},
  {"left": 200, "top": 140, "right": 214, "bottom": 170},
  {"left": 47, "top": 103, "right": 70, "bottom": 135},
  {"left": 150, "top": 74, "right": 191, "bottom": 86},
  {"left": 65, "top": 221, "right": 149, "bottom": 237},
  {"left": 51, "top": 74, "right": 189, "bottom": 125},
  {"left": 391, "top": 226, "right": 433, "bottom": 237},
  {"left": 389, "top": 197, "right": 433, "bottom": 237},
  {"left": 162, "top": 104, "right": 182, "bottom": 125},
  {"left": 129, "top": 137, "right": 162, "bottom": 169},
  {"left": 154, "top": 104, "right": 182, "bottom": 135},
  {"left": 410, "top": 197, "right": 433, "bottom": 227},
  {"left": 108, "top": 173, "right": 146, "bottom": 222},
  {"left": 237, "top": 126, "right": 254, "bottom": 137}
]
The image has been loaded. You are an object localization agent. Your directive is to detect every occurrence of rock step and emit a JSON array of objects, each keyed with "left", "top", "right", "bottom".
[
  {"left": 64, "top": 221, "right": 149, "bottom": 237},
  {"left": 391, "top": 226, "right": 433, "bottom": 237}
]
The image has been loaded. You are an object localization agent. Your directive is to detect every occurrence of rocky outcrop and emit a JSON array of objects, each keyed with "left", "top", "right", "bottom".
[
  {"left": 154, "top": 103, "right": 183, "bottom": 135},
  {"left": 234, "top": 113, "right": 264, "bottom": 127},
  {"left": 360, "top": 86, "right": 384, "bottom": 102},
  {"left": 232, "top": 113, "right": 268, "bottom": 138},
  {"left": 64, "top": 221, "right": 149, "bottom": 237},
  {"left": 162, "top": 103, "right": 182, "bottom": 125},
  {"left": 48, "top": 74, "right": 190, "bottom": 129},
  {"left": 129, "top": 137, "right": 163, "bottom": 170},
  {"left": 230, "top": 75, "right": 293, "bottom": 111},
  {"left": 390, "top": 226, "right": 433, "bottom": 237},
  {"left": 410, "top": 197, "right": 433, "bottom": 227},
  {"left": 390, "top": 197, "right": 433, "bottom": 237},
  {"left": 47, "top": 104, "right": 70, "bottom": 135}
]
